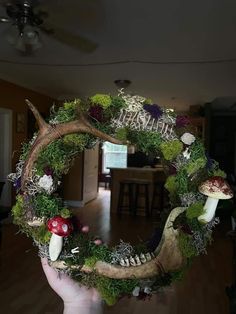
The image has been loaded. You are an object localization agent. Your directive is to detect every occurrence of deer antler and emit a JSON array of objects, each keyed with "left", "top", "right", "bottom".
[{"left": 21, "top": 100, "right": 124, "bottom": 190}]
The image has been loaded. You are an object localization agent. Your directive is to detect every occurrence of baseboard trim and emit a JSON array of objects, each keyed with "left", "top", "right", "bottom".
[{"left": 64, "top": 200, "right": 84, "bottom": 207}]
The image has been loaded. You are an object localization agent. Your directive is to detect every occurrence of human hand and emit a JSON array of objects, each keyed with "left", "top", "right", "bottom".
[{"left": 41, "top": 257, "right": 102, "bottom": 314}]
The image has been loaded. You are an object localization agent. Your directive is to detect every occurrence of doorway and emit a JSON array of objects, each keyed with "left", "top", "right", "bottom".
[{"left": 0, "top": 108, "right": 12, "bottom": 207}]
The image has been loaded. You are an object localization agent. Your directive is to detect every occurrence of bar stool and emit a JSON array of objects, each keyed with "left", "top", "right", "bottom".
[
  {"left": 117, "top": 180, "right": 136, "bottom": 215},
  {"left": 151, "top": 182, "right": 164, "bottom": 216},
  {"left": 133, "top": 180, "right": 150, "bottom": 217}
]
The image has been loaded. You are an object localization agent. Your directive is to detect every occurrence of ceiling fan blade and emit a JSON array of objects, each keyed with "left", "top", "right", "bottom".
[
  {"left": 41, "top": 25, "right": 98, "bottom": 53},
  {"left": 0, "top": 16, "right": 10, "bottom": 22}
]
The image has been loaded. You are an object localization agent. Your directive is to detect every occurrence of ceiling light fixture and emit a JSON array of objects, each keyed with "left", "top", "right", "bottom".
[{"left": 114, "top": 79, "right": 131, "bottom": 89}]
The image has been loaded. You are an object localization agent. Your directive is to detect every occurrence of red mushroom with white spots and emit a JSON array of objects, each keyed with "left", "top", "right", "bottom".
[
  {"left": 198, "top": 176, "right": 233, "bottom": 223},
  {"left": 47, "top": 216, "right": 73, "bottom": 261}
]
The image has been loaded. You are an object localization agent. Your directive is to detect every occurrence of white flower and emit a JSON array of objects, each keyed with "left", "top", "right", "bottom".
[
  {"left": 181, "top": 132, "right": 196, "bottom": 145},
  {"left": 38, "top": 175, "right": 53, "bottom": 193}
]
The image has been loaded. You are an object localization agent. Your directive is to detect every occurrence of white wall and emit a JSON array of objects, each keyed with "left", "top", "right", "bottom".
[{"left": 0, "top": 108, "right": 12, "bottom": 207}]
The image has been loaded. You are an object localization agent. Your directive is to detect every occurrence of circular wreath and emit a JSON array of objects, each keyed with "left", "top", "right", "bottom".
[{"left": 9, "top": 91, "right": 233, "bottom": 305}]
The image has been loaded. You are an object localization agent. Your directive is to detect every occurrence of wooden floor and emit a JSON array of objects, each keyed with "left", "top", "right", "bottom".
[{"left": 0, "top": 188, "right": 234, "bottom": 314}]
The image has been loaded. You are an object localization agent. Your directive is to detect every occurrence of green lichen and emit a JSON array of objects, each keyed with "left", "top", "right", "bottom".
[
  {"left": 178, "top": 232, "right": 197, "bottom": 259},
  {"left": 186, "top": 202, "right": 204, "bottom": 220},
  {"left": 90, "top": 94, "right": 112, "bottom": 109},
  {"left": 160, "top": 140, "right": 183, "bottom": 161},
  {"left": 185, "top": 157, "right": 207, "bottom": 176}
]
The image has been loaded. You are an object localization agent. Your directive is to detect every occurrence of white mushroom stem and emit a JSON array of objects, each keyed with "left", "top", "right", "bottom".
[
  {"left": 49, "top": 234, "right": 63, "bottom": 261},
  {"left": 198, "top": 197, "right": 219, "bottom": 223}
]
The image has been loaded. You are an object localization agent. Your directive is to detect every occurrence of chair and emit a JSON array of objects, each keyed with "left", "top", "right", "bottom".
[
  {"left": 117, "top": 180, "right": 136, "bottom": 215},
  {"left": 133, "top": 180, "right": 150, "bottom": 217}
]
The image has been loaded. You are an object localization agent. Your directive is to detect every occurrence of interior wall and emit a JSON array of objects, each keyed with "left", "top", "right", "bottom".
[
  {"left": 0, "top": 79, "right": 55, "bottom": 167},
  {"left": 0, "top": 79, "right": 55, "bottom": 205}
]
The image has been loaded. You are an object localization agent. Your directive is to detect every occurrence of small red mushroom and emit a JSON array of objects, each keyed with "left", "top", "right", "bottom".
[{"left": 47, "top": 216, "right": 73, "bottom": 261}]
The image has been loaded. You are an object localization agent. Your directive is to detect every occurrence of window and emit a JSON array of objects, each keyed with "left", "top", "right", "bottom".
[{"left": 102, "top": 142, "right": 127, "bottom": 173}]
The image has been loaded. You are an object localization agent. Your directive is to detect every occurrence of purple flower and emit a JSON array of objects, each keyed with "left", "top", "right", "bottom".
[
  {"left": 205, "top": 152, "right": 213, "bottom": 170},
  {"left": 44, "top": 166, "right": 53, "bottom": 176},
  {"left": 176, "top": 115, "right": 190, "bottom": 128},
  {"left": 89, "top": 105, "right": 104, "bottom": 122},
  {"left": 13, "top": 177, "right": 21, "bottom": 190},
  {"left": 143, "top": 104, "right": 163, "bottom": 119}
]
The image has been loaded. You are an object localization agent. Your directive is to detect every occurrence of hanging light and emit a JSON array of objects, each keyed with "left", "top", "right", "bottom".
[{"left": 6, "top": 24, "right": 42, "bottom": 53}]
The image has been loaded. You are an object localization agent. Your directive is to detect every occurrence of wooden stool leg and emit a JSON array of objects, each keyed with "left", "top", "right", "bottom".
[
  {"left": 117, "top": 183, "right": 125, "bottom": 215},
  {"left": 128, "top": 183, "right": 134, "bottom": 214},
  {"left": 134, "top": 183, "right": 139, "bottom": 216},
  {"left": 144, "top": 184, "right": 150, "bottom": 217}
]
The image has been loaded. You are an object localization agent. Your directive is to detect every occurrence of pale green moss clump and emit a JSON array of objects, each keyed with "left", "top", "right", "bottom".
[
  {"left": 165, "top": 175, "right": 177, "bottom": 193},
  {"left": 160, "top": 140, "right": 183, "bottom": 161},
  {"left": 90, "top": 94, "right": 112, "bottom": 109},
  {"left": 186, "top": 202, "right": 204, "bottom": 220}
]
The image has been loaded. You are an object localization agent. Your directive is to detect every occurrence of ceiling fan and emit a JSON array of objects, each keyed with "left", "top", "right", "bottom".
[{"left": 0, "top": 0, "right": 98, "bottom": 55}]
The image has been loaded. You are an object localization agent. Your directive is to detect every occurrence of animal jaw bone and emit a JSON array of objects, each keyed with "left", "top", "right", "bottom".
[{"left": 51, "top": 207, "right": 185, "bottom": 279}]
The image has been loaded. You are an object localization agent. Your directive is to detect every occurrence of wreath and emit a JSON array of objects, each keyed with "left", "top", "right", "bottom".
[{"left": 9, "top": 90, "right": 233, "bottom": 305}]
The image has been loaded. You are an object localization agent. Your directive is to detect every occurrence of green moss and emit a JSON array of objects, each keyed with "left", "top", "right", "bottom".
[
  {"left": 178, "top": 232, "right": 197, "bottom": 259},
  {"left": 20, "top": 141, "right": 32, "bottom": 160},
  {"left": 186, "top": 202, "right": 204, "bottom": 220},
  {"left": 84, "top": 256, "right": 99, "bottom": 268},
  {"left": 185, "top": 157, "right": 207, "bottom": 176},
  {"left": 32, "top": 225, "right": 51, "bottom": 244},
  {"left": 59, "top": 208, "right": 71, "bottom": 218},
  {"left": 144, "top": 98, "right": 153, "bottom": 104},
  {"left": 36, "top": 139, "right": 81, "bottom": 176},
  {"left": 64, "top": 100, "right": 81, "bottom": 110},
  {"left": 34, "top": 194, "right": 61, "bottom": 217},
  {"left": 176, "top": 168, "right": 189, "bottom": 194},
  {"left": 165, "top": 175, "right": 177, "bottom": 193},
  {"left": 212, "top": 169, "right": 226, "bottom": 178},
  {"left": 160, "top": 140, "right": 183, "bottom": 161},
  {"left": 128, "top": 130, "right": 162, "bottom": 154},
  {"left": 90, "top": 244, "right": 112, "bottom": 263},
  {"left": 115, "top": 128, "right": 128, "bottom": 141},
  {"left": 51, "top": 100, "right": 80, "bottom": 123},
  {"left": 63, "top": 134, "right": 88, "bottom": 151},
  {"left": 12, "top": 195, "right": 25, "bottom": 224},
  {"left": 90, "top": 94, "right": 112, "bottom": 109},
  {"left": 190, "top": 140, "right": 206, "bottom": 160},
  {"left": 96, "top": 276, "right": 138, "bottom": 305},
  {"left": 110, "top": 96, "right": 126, "bottom": 112}
]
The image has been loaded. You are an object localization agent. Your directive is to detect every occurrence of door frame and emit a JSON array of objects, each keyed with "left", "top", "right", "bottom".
[{"left": 0, "top": 108, "right": 13, "bottom": 207}]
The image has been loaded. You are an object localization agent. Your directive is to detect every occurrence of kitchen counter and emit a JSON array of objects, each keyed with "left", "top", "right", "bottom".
[{"left": 109, "top": 166, "right": 166, "bottom": 215}]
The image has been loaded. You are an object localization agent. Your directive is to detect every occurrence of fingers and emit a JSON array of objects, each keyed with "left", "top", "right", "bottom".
[{"left": 41, "top": 257, "right": 60, "bottom": 284}]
